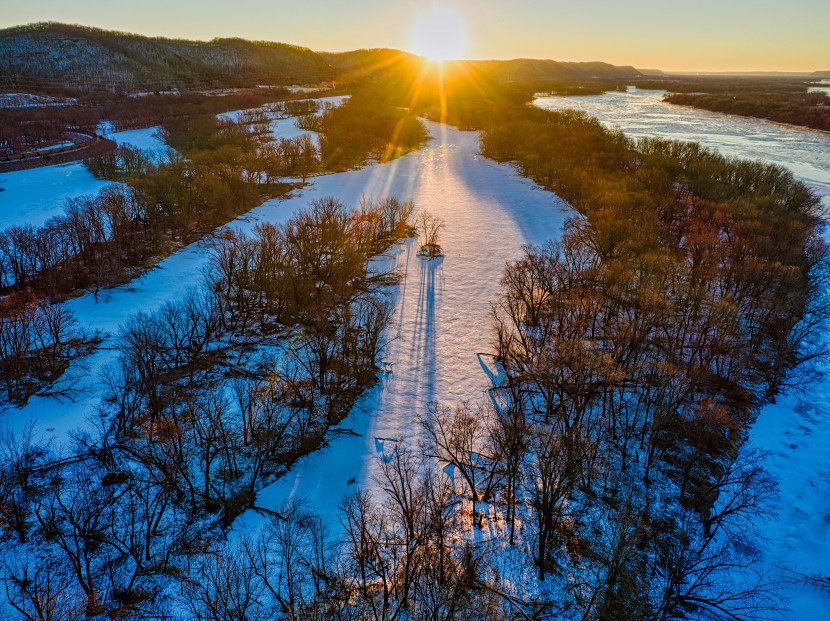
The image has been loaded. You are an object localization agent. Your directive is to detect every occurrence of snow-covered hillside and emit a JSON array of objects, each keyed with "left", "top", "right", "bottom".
[{"left": 0, "top": 23, "right": 334, "bottom": 92}]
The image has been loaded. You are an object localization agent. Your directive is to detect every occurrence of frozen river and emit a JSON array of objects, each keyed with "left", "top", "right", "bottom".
[
  {"left": 536, "top": 88, "right": 830, "bottom": 618},
  {"left": 238, "top": 121, "right": 572, "bottom": 527},
  {"left": 535, "top": 87, "right": 830, "bottom": 209}
]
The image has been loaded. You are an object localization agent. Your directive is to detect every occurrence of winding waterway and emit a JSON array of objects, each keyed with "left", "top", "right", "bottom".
[{"left": 536, "top": 87, "right": 830, "bottom": 618}]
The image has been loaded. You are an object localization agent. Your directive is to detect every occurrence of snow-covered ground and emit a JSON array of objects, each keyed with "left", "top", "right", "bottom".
[
  {"left": 98, "top": 123, "right": 168, "bottom": 152},
  {"left": 236, "top": 122, "right": 572, "bottom": 528},
  {"left": 0, "top": 126, "right": 169, "bottom": 229},
  {"left": 536, "top": 88, "right": 830, "bottom": 618},
  {"left": 0, "top": 162, "right": 109, "bottom": 229},
  {"left": 219, "top": 95, "right": 349, "bottom": 147}
]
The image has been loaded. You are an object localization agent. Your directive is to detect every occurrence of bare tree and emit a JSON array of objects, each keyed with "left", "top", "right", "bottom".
[
  {"left": 419, "top": 403, "right": 502, "bottom": 529},
  {"left": 416, "top": 211, "right": 444, "bottom": 259},
  {"left": 185, "top": 538, "right": 265, "bottom": 621}
]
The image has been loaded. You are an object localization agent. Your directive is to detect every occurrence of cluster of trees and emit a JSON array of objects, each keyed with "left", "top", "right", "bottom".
[
  {"left": 180, "top": 439, "right": 539, "bottom": 621},
  {"left": 416, "top": 211, "right": 444, "bottom": 259},
  {"left": 0, "top": 301, "right": 97, "bottom": 405},
  {"left": 0, "top": 195, "right": 416, "bottom": 618},
  {"left": 317, "top": 91, "right": 428, "bottom": 170},
  {"left": 0, "top": 108, "right": 304, "bottom": 404},
  {"left": 273, "top": 99, "right": 321, "bottom": 117},
  {"left": 256, "top": 135, "right": 320, "bottom": 183},
  {"left": 0, "top": 105, "right": 98, "bottom": 157},
  {"left": 0, "top": 133, "right": 267, "bottom": 298},
  {"left": 474, "top": 99, "right": 826, "bottom": 617},
  {"left": 666, "top": 90, "right": 830, "bottom": 132},
  {"left": 42, "top": 391, "right": 779, "bottom": 621}
]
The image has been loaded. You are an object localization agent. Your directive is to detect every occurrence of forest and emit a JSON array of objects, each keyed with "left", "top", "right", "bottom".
[{"left": 0, "top": 59, "right": 827, "bottom": 620}]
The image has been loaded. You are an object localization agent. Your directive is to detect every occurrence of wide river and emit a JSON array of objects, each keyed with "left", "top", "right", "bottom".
[{"left": 536, "top": 88, "right": 830, "bottom": 618}]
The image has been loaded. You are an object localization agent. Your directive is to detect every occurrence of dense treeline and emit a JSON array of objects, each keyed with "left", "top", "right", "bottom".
[
  {"left": 641, "top": 77, "right": 811, "bottom": 95},
  {"left": 0, "top": 22, "right": 334, "bottom": 95},
  {"left": 316, "top": 90, "right": 428, "bottom": 169},
  {"left": 0, "top": 88, "right": 300, "bottom": 156},
  {"left": 0, "top": 196, "right": 415, "bottom": 618},
  {"left": 473, "top": 100, "right": 826, "bottom": 617},
  {"left": 666, "top": 90, "right": 830, "bottom": 132}
]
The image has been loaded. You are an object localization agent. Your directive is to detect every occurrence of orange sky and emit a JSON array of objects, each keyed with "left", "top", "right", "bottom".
[{"left": 3, "top": 0, "right": 829, "bottom": 72}]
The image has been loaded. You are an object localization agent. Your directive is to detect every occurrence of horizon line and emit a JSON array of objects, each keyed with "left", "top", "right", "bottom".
[{"left": 1, "top": 20, "right": 828, "bottom": 76}]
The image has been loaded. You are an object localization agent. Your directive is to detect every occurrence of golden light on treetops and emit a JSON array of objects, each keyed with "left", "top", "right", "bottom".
[{"left": 410, "top": 7, "right": 468, "bottom": 61}]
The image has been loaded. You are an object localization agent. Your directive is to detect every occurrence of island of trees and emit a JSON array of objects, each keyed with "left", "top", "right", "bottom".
[{"left": 666, "top": 88, "right": 830, "bottom": 132}]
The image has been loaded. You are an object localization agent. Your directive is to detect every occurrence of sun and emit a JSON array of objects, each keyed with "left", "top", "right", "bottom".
[{"left": 411, "top": 7, "right": 468, "bottom": 62}]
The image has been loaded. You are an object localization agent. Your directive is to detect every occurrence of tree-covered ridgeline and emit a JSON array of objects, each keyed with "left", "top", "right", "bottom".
[{"left": 665, "top": 89, "right": 830, "bottom": 132}]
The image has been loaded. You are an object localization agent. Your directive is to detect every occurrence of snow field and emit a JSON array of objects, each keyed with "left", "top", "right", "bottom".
[
  {"left": 236, "top": 122, "right": 572, "bottom": 529},
  {"left": 0, "top": 125, "right": 168, "bottom": 229}
]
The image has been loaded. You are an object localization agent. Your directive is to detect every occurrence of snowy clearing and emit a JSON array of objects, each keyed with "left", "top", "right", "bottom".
[
  {"left": 0, "top": 125, "right": 171, "bottom": 229},
  {"left": 0, "top": 162, "right": 110, "bottom": 229},
  {"left": 98, "top": 123, "right": 168, "bottom": 152},
  {"left": 235, "top": 122, "right": 573, "bottom": 529}
]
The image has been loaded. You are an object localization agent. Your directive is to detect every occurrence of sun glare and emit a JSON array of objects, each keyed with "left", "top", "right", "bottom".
[{"left": 411, "top": 7, "right": 467, "bottom": 61}]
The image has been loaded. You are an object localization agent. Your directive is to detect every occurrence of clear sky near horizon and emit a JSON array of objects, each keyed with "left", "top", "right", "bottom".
[{"left": 1, "top": 0, "right": 828, "bottom": 72}]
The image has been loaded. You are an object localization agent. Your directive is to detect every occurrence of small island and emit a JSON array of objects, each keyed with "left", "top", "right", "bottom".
[{"left": 416, "top": 210, "right": 444, "bottom": 259}]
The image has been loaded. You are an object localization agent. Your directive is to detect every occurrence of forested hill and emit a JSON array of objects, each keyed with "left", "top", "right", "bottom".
[
  {"left": 321, "top": 48, "right": 645, "bottom": 82},
  {"left": 469, "top": 58, "right": 644, "bottom": 81},
  {"left": 0, "top": 23, "right": 335, "bottom": 93},
  {"left": 0, "top": 23, "right": 646, "bottom": 95},
  {"left": 318, "top": 49, "right": 422, "bottom": 80}
]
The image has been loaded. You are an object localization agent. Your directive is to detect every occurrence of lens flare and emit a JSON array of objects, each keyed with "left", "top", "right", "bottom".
[{"left": 411, "top": 7, "right": 467, "bottom": 61}]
